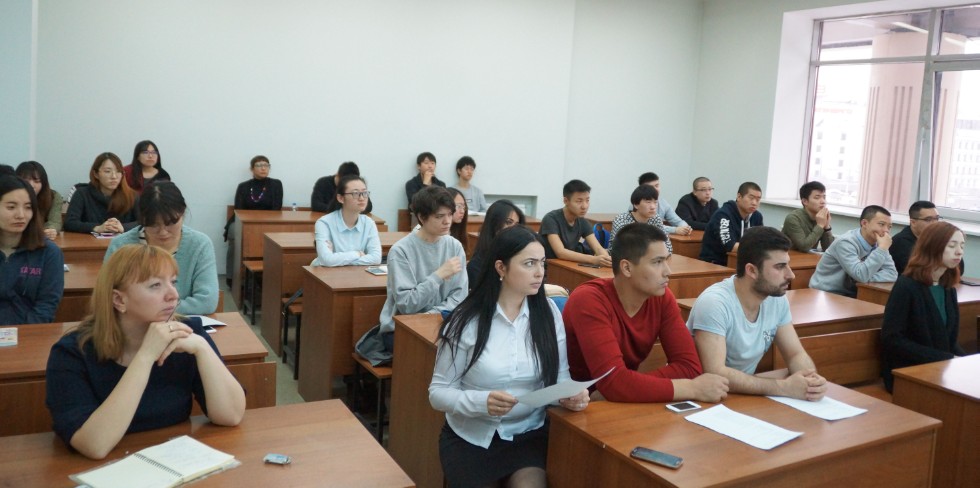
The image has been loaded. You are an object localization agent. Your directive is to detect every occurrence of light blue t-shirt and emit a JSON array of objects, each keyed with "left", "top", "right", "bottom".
[{"left": 686, "top": 277, "right": 792, "bottom": 374}]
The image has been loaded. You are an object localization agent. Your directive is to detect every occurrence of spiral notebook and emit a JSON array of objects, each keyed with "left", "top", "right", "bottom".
[{"left": 69, "top": 435, "right": 239, "bottom": 488}]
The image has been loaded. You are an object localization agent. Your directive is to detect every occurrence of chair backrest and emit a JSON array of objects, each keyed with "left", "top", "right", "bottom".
[
  {"left": 351, "top": 294, "right": 389, "bottom": 347},
  {"left": 593, "top": 223, "right": 610, "bottom": 249},
  {"left": 773, "top": 328, "right": 881, "bottom": 386}
]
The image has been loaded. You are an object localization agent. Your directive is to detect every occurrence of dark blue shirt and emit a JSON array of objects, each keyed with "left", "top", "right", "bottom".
[{"left": 0, "top": 239, "right": 64, "bottom": 325}]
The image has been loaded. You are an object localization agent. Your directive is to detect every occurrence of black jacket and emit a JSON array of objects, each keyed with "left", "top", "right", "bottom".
[
  {"left": 64, "top": 184, "right": 139, "bottom": 233},
  {"left": 699, "top": 200, "right": 763, "bottom": 265},
  {"left": 404, "top": 174, "right": 446, "bottom": 208},
  {"left": 676, "top": 193, "right": 719, "bottom": 231}
]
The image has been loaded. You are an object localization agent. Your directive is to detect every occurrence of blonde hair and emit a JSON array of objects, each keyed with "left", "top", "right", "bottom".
[{"left": 72, "top": 244, "right": 178, "bottom": 361}]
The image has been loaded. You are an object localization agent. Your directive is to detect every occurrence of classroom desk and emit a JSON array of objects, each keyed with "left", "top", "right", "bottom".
[
  {"left": 0, "top": 400, "right": 414, "bottom": 487},
  {"left": 0, "top": 312, "right": 274, "bottom": 437},
  {"left": 465, "top": 214, "right": 541, "bottom": 234},
  {"left": 52, "top": 232, "right": 111, "bottom": 263},
  {"left": 678, "top": 288, "right": 885, "bottom": 371},
  {"left": 389, "top": 314, "right": 445, "bottom": 488},
  {"left": 892, "top": 354, "right": 979, "bottom": 488},
  {"left": 856, "top": 279, "right": 980, "bottom": 353},
  {"left": 546, "top": 384, "right": 939, "bottom": 488},
  {"left": 296, "top": 265, "right": 387, "bottom": 401},
  {"left": 54, "top": 261, "right": 101, "bottom": 322},
  {"left": 670, "top": 229, "right": 703, "bottom": 259},
  {"left": 727, "top": 249, "right": 822, "bottom": 289},
  {"left": 585, "top": 212, "right": 617, "bottom": 229},
  {"left": 547, "top": 255, "right": 732, "bottom": 298}
]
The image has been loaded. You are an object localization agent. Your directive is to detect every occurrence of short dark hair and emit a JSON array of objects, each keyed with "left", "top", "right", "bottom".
[
  {"left": 416, "top": 152, "right": 436, "bottom": 166},
  {"left": 411, "top": 185, "right": 455, "bottom": 221},
  {"left": 610, "top": 223, "right": 668, "bottom": 276},
  {"left": 799, "top": 181, "right": 826, "bottom": 200},
  {"left": 736, "top": 227, "right": 791, "bottom": 277},
  {"left": 629, "top": 184, "right": 659, "bottom": 206},
  {"left": 860, "top": 205, "right": 891, "bottom": 222},
  {"left": 249, "top": 155, "right": 269, "bottom": 168},
  {"left": 737, "top": 181, "right": 761, "bottom": 196},
  {"left": 337, "top": 161, "right": 360, "bottom": 178},
  {"left": 562, "top": 179, "right": 591, "bottom": 199},
  {"left": 692, "top": 177, "right": 710, "bottom": 190},
  {"left": 138, "top": 181, "right": 187, "bottom": 227},
  {"left": 908, "top": 200, "right": 936, "bottom": 219},
  {"left": 638, "top": 172, "right": 659, "bottom": 185},
  {"left": 456, "top": 156, "right": 475, "bottom": 172}
]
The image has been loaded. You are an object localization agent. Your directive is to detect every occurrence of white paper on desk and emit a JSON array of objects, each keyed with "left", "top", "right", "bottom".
[
  {"left": 516, "top": 367, "right": 614, "bottom": 408},
  {"left": 189, "top": 316, "right": 228, "bottom": 327},
  {"left": 685, "top": 405, "right": 802, "bottom": 450},
  {"left": 767, "top": 395, "right": 867, "bottom": 421}
]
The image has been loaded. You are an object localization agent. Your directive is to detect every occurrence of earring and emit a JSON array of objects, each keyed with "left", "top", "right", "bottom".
[{"left": 499, "top": 276, "right": 503, "bottom": 282}]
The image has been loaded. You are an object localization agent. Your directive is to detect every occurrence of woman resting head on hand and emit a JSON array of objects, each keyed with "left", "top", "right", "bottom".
[{"left": 45, "top": 244, "right": 245, "bottom": 459}]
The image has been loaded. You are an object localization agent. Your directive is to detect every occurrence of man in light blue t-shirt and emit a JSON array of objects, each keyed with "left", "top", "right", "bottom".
[{"left": 687, "top": 227, "right": 827, "bottom": 401}]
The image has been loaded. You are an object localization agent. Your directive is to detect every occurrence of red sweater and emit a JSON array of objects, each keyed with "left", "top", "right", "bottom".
[{"left": 563, "top": 278, "right": 702, "bottom": 402}]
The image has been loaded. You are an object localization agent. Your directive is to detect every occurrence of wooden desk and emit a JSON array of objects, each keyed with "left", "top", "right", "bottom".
[
  {"left": 547, "top": 384, "right": 938, "bottom": 487},
  {"left": 670, "top": 229, "right": 703, "bottom": 259},
  {"left": 465, "top": 215, "right": 541, "bottom": 234},
  {"left": 297, "top": 266, "right": 387, "bottom": 401},
  {"left": 0, "top": 312, "right": 274, "bottom": 437},
  {"left": 547, "top": 255, "right": 732, "bottom": 298},
  {"left": 0, "top": 400, "right": 414, "bottom": 487},
  {"left": 390, "top": 314, "right": 445, "bottom": 488},
  {"left": 727, "top": 250, "right": 822, "bottom": 290},
  {"left": 892, "top": 354, "right": 979, "bottom": 488},
  {"left": 585, "top": 213, "right": 617, "bottom": 229},
  {"left": 857, "top": 279, "right": 980, "bottom": 353},
  {"left": 52, "top": 232, "right": 110, "bottom": 263},
  {"left": 678, "top": 288, "right": 885, "bottom": 371},
  {"left": 54, "top": 261, "right": 101, "bottom": 322}
]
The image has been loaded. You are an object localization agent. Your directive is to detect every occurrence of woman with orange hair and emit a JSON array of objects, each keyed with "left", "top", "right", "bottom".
[
  {"left": 64, "top": 152, "right": 139, "bottom": 234},
  {"left": 45, "top": 244, "right": 245, "bottom": 459},
  {"left": 881, "top": 221, "right": 967, "bottom": 391}
]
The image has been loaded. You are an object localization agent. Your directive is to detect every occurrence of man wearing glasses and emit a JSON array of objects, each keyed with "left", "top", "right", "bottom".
[
  {"left": 675, "top": 177, "right": 719, "bottom": 231},
  {"left": 891, "top": 201, "right": 965, "bottom": 274}
]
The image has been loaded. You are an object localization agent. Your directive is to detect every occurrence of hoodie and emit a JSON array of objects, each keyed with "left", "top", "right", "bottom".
[{"left": 699, "top": 200, "right": 763, "bottom": 265}]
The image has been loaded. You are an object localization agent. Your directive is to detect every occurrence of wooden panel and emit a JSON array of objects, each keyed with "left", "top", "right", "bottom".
[
  {"left": 0, "top": 380, "right": 51, "bottom": 437},
  {"left": 774, "top": 329, "right": 881, "bottom": 386},
  {"left": 351, "top": 295, "right": 389, "bottom": 346},
  {"left": 398, "top": 209, "right": 411, "bottom": 232},
  {"left": 669, "top": 230, "right": 703, "bottom": 259}
]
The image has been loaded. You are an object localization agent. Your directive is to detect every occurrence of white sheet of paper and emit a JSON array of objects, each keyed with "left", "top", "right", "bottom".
[
  {"left": 189, "top": 316, "right": 228, "bottom": 327},
  {"left": 766, "top": 395, "right": 867, "bottom": 421},
  {"left": 516, "top": 368, "right": 614, "bottom": 408},
  {"left": 685, "top": 405, "right": 802, "bottom": 450}
]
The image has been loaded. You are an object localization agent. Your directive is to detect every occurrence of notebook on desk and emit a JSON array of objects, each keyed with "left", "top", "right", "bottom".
[{"left": 70, "top": 435, "right": 238, "bottom": 488}]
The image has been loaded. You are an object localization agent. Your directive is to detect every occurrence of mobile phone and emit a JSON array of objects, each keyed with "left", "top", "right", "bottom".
[
  {"left": 202, "top": 325, "right": 216, "bottom": 334},
  {"left": 577, "top": 263, "right": 601, "bottom": 268},
  {"left": 960, "top": 279, "right": 979, "bottom": 286},
  {"left": 630, "top": 447, "right": 683, "bottom": 469},
  {"left": 665, "top": 401, "right": 701, "bottom": 413}
]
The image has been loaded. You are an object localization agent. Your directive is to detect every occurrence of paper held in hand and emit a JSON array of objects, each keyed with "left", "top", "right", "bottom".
[{"left": 516, "top": 367, "right": 614, "bottom": 408}]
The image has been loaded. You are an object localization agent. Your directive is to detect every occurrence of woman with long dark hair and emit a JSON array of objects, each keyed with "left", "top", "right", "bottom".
[
  {"left": 429, "top": 226, "right": 588, "bottom": 488},
  {"left": 16, "top": 161, "right": 63, "bottom": 239},
  {"left": 467, "top": 199, "right": 525, "bottom": 285},
  {"left": 448, "top": 187, "right": 469, "bottom": 251},
  {"left": 124, "top": 140, "right": 171, "bottom": 194}
]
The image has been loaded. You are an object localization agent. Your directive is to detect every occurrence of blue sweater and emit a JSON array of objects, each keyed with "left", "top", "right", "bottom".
[
  {"left": 0, "top": 240, "right": 65, "bottom": 325},
  {"left": 45, "top": 317, "right": 220, "bottom": 447}
]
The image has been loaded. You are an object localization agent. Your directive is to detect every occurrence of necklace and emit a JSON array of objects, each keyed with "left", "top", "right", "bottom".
[{"left": 249, "top": 183, "right": 267, "bottom": 203}]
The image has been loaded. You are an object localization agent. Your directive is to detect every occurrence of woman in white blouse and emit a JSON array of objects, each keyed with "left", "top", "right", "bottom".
[{"left": 429, "top": 226, "right": 589, "bottom": 488}]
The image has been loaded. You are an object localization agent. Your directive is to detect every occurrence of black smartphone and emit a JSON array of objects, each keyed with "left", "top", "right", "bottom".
[
  {"left": 630, "top": 447, "right": 683, "bottom": 469},
  {"left": 577, "top": 263, "right": 601, "bottom": 268},
  {"left": 959, "top": 279, "right": 979, "bottom": 286}
]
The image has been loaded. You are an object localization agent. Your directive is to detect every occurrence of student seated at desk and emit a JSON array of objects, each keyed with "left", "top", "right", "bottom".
[
  {"left": 468, "top": 199, "right": 525, "bottom": 284},
  {"left": 881, "top": 222, "right": 968, "bottom": 392},
  {"left": 123, "top": 140, "right": 171, "bottom": 195},
  {"left": 451, "top": 156, "right": 489, "bottom": 212},
  {"left": 688, "top": 227, "right": 827, "bottom": 401},
  {"left": 16, "top": 161, "right": 63, "bottom": 240},
  {"left": 676, "top": 176, "right": 718, "bottom": 231},
  {"left": 430, "top": 226, "right": 588, "bottom": 488},
  {"left": 610, "top": 184, "right": 672, "bottom": 253},
  {"left": 890, "top": 200, "right": 965, "bottom": 275},
  {"left": 448, "top": 187, "right": 469, "bottom": 251},
  {"left": 809, "top": 205, "right": 898, "bottom": 297},
  {"left": 699, "top": 181, "right": 763, "bottom": 265},
  {"left": 540, "top": 179, "right": 611, "bottom": 266},
  {"left": 782, "top": 181, "right": 834, "bottom": 252},
  {"left": 0, "top": 175, "right": 64, "bottom": 325},
  {"left": 311, "top": 175, "right": 381, "bottom": 267},
  {"left": 311, "top": 161, "right": 374, "bottom": 213},
  {"left": 405, "top": 152, "right": 447, "bottom": 207},
  {"left": 64, "top": 152, "right": 139, "bottom": 235},
  {"left": 564, "top": 223, "right": 728, "bottom": 402},
  {"left": 45, "top": 244, "right": 245, "bottom": 459},
  {"left": 632, "top": 172, "right": 692, "bottom": 236},
  {"left": 234, "top": 155, "right": 283, "bottom": 211},
  {"left": 105, "top": 182, "right": 219, "bottom": 315}
]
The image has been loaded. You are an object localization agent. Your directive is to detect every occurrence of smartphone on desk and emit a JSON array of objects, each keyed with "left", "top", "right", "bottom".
[
  {"left": 631, "top": 447, "right": 683, "bottom": 469},
  {"left": 666, "top": 401, "right": 701, "bottom": 413}
]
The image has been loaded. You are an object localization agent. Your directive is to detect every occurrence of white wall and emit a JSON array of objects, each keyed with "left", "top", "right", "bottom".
[{"left": 0, "top": 0, "right": 33, "bottom": 164}]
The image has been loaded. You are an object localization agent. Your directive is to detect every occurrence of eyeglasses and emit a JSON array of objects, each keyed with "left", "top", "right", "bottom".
[
  {"left": 695, "top": 187, "right": 714, "bottom": 192},
  {"left": 455, "top": 204, "right": 466, "bottom": 210},
  {"left": 912, "top": 216, "right": 943, "bottom": 223},
  {"left": 99, "top": 169, "right": 122, "bottom": 176},
  {"left": 344, "top": 191, "right": 371, "bottom": 199},
  {"left": 140, "top": 150, "right": 159, "bottom": 156},
  {"left": 253, "top": 163, "right": 271, "bottom": 169}
]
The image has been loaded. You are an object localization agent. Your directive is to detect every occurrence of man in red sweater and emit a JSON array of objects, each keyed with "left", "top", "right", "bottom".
[{"left": 563, "top": 223, "right": 729, "bottom": 402}]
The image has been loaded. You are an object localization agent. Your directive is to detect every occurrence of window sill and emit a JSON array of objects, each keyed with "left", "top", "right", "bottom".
[{"left": 762, "top": 198, "right": 980, "bottom": 237}]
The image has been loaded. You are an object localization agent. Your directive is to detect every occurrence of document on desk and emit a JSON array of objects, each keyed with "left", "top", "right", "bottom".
[
  {"left": 685, "top": 405, "right": 802, "bottom": 450},
  {"left": 516, "top": 367, "right": 614, "bottom": 408},
  {"left": 766, "top": 395, "right": 867, "bottom": 421}
]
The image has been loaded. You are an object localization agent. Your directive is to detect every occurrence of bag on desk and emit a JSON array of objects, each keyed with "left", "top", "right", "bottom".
[{"left": 355, "top": 324, "right": 392, "bottom": 367}]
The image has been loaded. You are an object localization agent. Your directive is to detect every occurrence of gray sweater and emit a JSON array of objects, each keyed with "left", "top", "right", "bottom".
[
  {"left": 378, "top": 232, "right": 468, "bottom": 333},
  {"left": 809, "top": 228, "right": 897, "bottom": 297}
]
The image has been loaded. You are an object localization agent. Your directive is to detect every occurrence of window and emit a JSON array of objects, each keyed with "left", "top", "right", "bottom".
[{"left": 802, "top": 4, "right": 980, "bottom": 217}]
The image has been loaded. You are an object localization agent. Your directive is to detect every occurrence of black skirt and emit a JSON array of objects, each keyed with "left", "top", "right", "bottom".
[{"left": 439, "top": 421, "right": 549, "bottom": 488}]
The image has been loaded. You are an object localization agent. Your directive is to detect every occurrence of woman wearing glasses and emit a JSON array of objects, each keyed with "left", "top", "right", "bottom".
[
  {"left": 104, "top": 182, "right": 219, "bottom": 315},
  {"left": 448, "top": 188, "right": 469, "bottom": 251},
  {"left": 311, "top": 175, "right": 382, "bottom": 267},
  {"left": 234, "top": 155, "right": 283, "bottom": 211},
  {"left": 430, "top": 226, "right": 588, "bottom": 488},
  {"left": 64, "top": 153, "right": 138, "bottom": 234},
  {"left": 124, "top": 140, "right": 171, "bottom": 195}
]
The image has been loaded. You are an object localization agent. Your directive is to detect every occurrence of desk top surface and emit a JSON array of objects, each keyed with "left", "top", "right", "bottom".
[
  {"left": 52, "top": 232, "right": 113, "bottom": 251},
  {"left": 302, "top": 265, "right": 389, "bottom": 291},
  {"left": 265, "top": 231, "right": 408, "bottom": 250},
  {"left": 63, "top": 262, "right": 101, "bottom": 291},
  {"left": 549, "top": 255, "right": 730, "bottom": 280},
  {"left": 892, "top": 354, "right": 980, "bottom": 400},
  {"left": 857, "top": 278, "right": 980, "bottom": 303},
  {"left": 467, "top": 215, "right": 541, "bottom": 225},
  {"left": 0, "top": 312, "right": 266, "bottom": 381},
  {"left": 394, "top": 313, "right": 442, "bottom": 350},
  {"left": 670, "top": 230, "right": 704, "bottom": 243},
  {"left": 548, "top": 383, "right": 939, "bottom": 487},
  {"left": 678, "top": 288, "right": 885, "bottom": 324},
  {"left": 727, "top": 249, "right": 823, "bottom": 267},
  {"left": 0, "top": 400, "right": 414, "bottom": 487}
]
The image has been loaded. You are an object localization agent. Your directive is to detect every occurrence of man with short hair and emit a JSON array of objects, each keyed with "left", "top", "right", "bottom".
[
  {"left": 404, "top": 152, "right": 446, "bottom": 206},
  {"left": 676, "top": 177, "right": 719, "bottom": 231},
  {"left": 782, "top": 181, "right": 834, "bottom": 252},
  {"left": 450, "top": 156, "right": 488, "bottom": 212},
  {"left": 699, "top": 182, "right": 764, "bottom": 265},
  {"left": 809, "top": 205, "right": 898, "bottom": 297},
  {"left": 564, "top": 223, "right": 729, "bottom": 402},
  {"left": 540, "top": 179, "right": 611, "bottom": 266},
  {"left": 891, "top": 201, "right": 965, "bottom": 274},
  {"left": 635, "top": 172, "right": 692, "bottom": 236},
  {"left": 688, "top": 227, "right": 827, "bottom": 401}
]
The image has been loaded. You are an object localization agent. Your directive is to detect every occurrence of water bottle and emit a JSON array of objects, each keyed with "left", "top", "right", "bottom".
[{"left": 291, "top": 202, "right": 297, "bottom": 212}]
